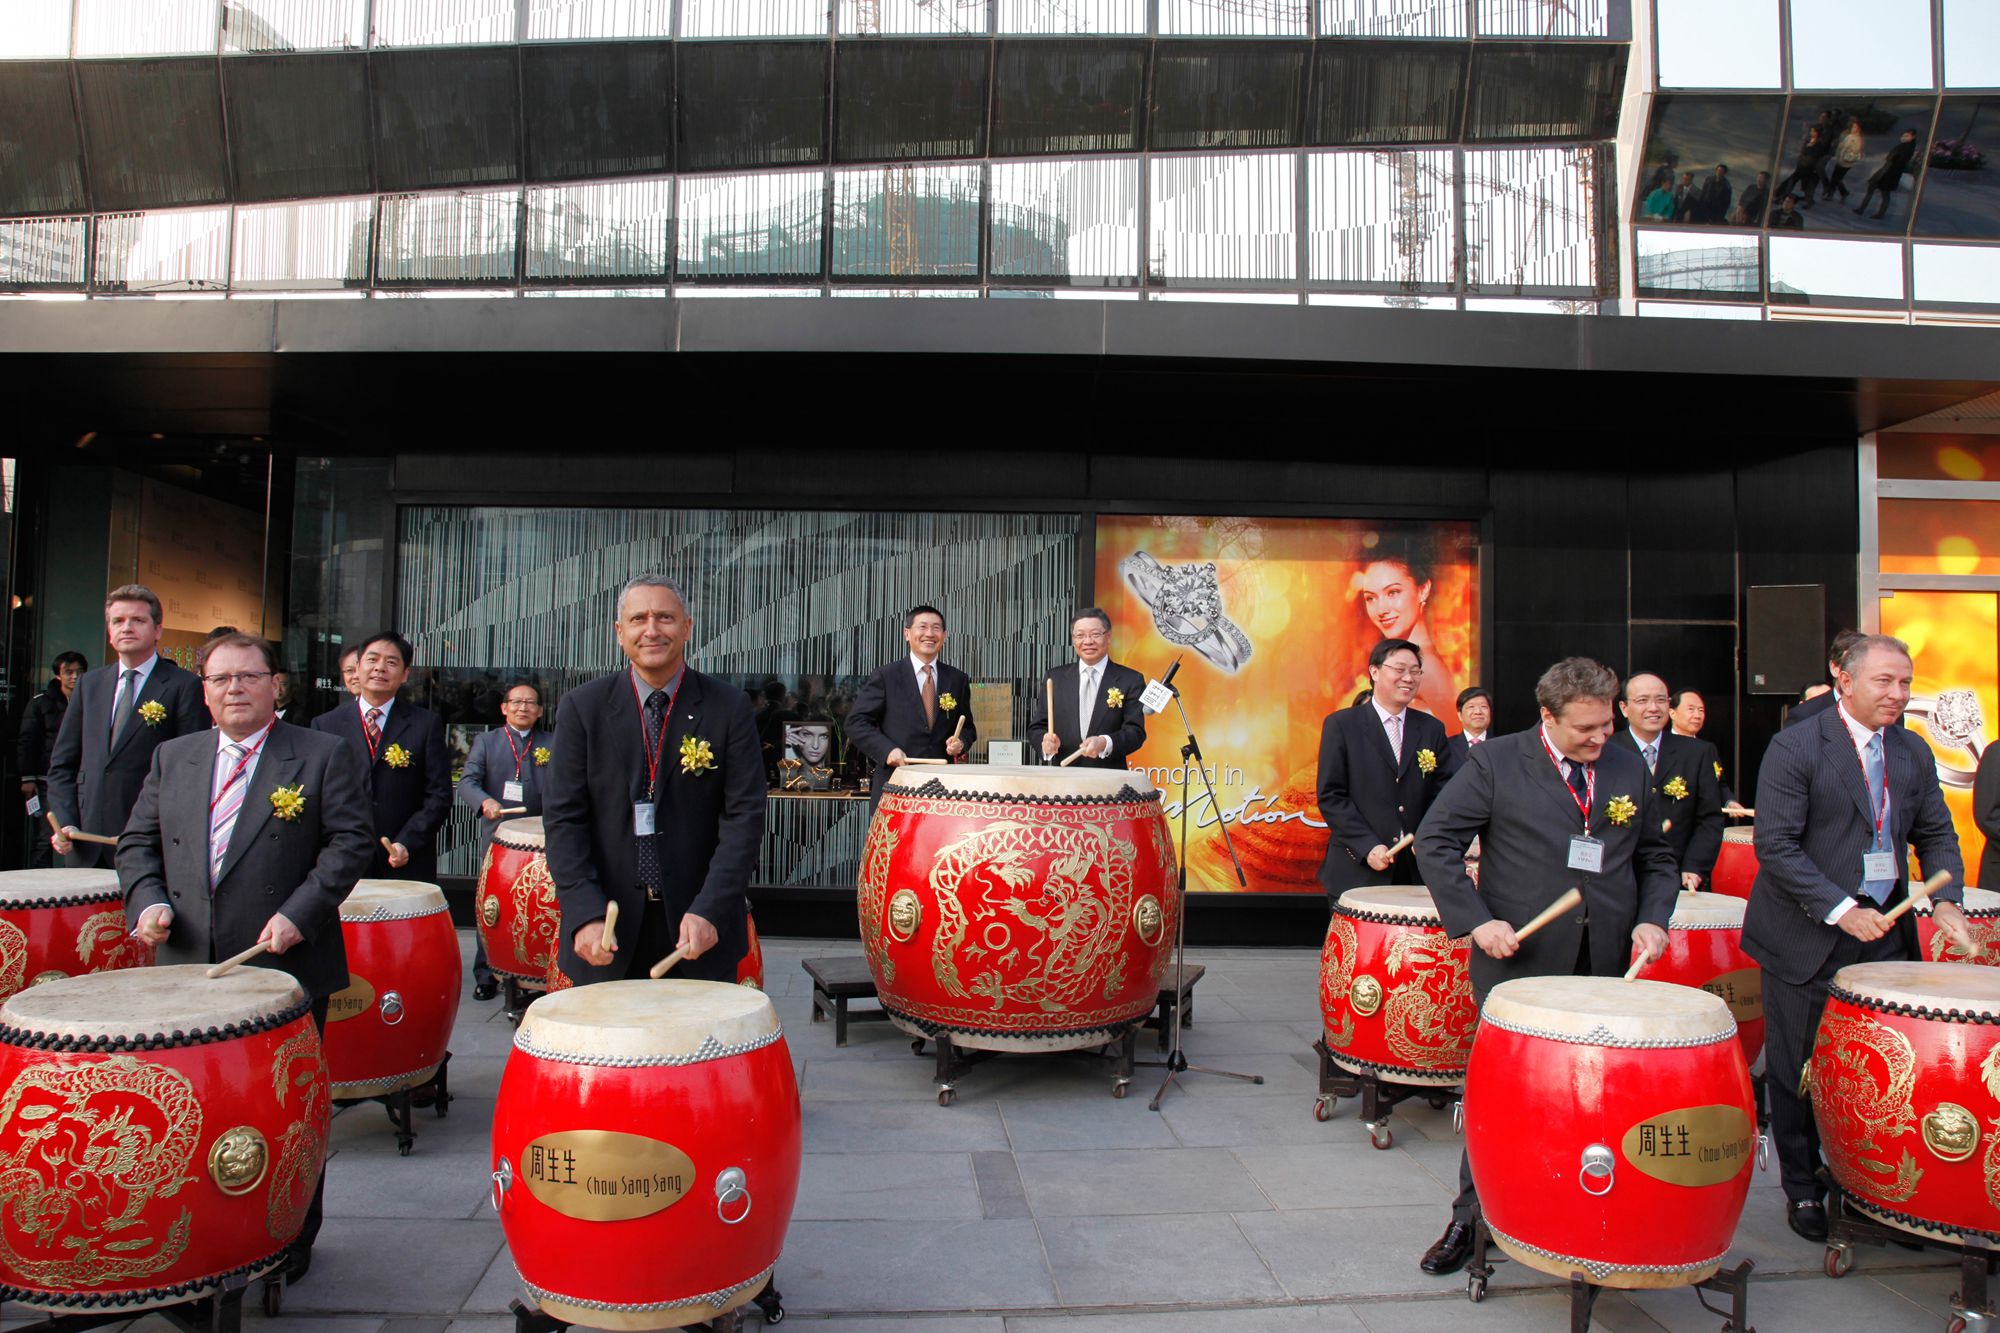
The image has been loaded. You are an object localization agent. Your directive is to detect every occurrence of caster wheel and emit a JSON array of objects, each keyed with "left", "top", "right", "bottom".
[
  {"left": 1427, "top": 1094, "right": 1448, "bottom": 1110},
  {"left": 1369, "top": 1125, "right": 1393, "bottom": 1150},
  {"left": 1467, "top": 1276, "right": 1486, "bottom": 1303},
  {"left": 1945, "top": 1319, "right": 1965, "bottom": 1333},
  {"left": 263, "top": 1282, "right": 283, "bottom": 1316},
  {"left": 1113, "top": 1082, "right": 1129, "bottom": 1099},
  {"left": 1314, "top": 1096, "right": 1334, "bottom": 1123},
  {"left": 1824, "top": 1245, "right": 1853, "bottom": 1278},
  {"left": 937, "top": 1088, "right": 955, "bottom": 1107},
  {"left": 765, "top": 1305, "right": 786, "bottom": 1325}
]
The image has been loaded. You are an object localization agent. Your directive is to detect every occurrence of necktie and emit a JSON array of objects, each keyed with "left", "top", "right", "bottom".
[
  {"left": 364, "top": 706, "right": 384, "bottom": 756},
  {"left": 110, "top": 669, "right": 137, "bottom": 743},
  {"left": 1386, "top": 712, "right": 1403, "bottom": 763},
  {"left": 1079, "top": 666, "right": 1096, "bottom": 738},
  {"left": 1566, "top": 759, "right": 1590, "bottom": 805},
  {"left": 1643, "top": 741, "right": 1658, "bottom": 775},
  {"left": 637, "top": 689, "right": 667, "bottom": 892},
  {"left": 1862, "top": 731, "right": 1892, "bottom": 904},
  {"left": 921, "top": 664, "right": 936, "bottom": 728},
  {"left": 1469, "top": 733, "right": 1483, "bottom": 746},
  {"left": 210, "top": 742, "right": 249, "bottom": 887}
]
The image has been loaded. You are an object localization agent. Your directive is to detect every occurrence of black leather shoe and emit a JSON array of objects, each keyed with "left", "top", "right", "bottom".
[
  {"left": 473, "top": 978, "right": 499, "bottom": 1002},
  {"left": 1421, "top": 1221, "right": 1475, "bottom": 1275},
  {"left": 1787, "top": 1200, "right": 1828, "bottom": 1243},
  {"left": 283, "top": 1245, "right": 313, "bottom": 1285}
]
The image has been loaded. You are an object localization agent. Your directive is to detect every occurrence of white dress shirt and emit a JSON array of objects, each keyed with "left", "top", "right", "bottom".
[{"left": 358, "top": 694, "right": 395, "bottom": 729}]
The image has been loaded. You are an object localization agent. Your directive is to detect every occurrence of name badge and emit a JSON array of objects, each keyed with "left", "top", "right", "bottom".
[
  {"left": 633, "top": 801, "right": 656, "bottom": 836},
  {"left": 1862, "top": 851, "right": 1897, "bottom": 881},
  {"left": 1569, "top": 836, "right": 1604, "bottom": 874},
  {"left": 502, "top": 781, "right": 525, "bottom": 803},
  {"left": 23, "top": 795, "right": 40, "bottom": 817}
]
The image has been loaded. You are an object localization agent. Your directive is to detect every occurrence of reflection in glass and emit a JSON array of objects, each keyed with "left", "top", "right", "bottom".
[
  {"left": 1634, "top": 227, "right": 1759, "bottom": 297},
  {"left": 1150, "top": 290, "right": 1301, "bottom": 302},
  {"left": 677, "top": 170, "right": 825, "bottom": 279},
  {"left": 1, "top": 1, "right": 74, "bottom": 59},
  {"left": 998, "top": 0, "right": 1144, "bottom": 34},
  {"left": 0, "top": 216, "right": 88, "bottom": 287},
  {"left": 1767, "top": 233, "right": 1905, "bottom": 304},
  {"left": 1160, "top": 0, "right": 1308, "bottom": 37},
  {"left": 677, "top": 43, "right": 827, "bottom": 172},
  {"left": 1653, "top": 0, "right": 1780, "bottom": 90},
  {"left": 1465, "top": 43, "right": 1624, "bottom": 141},
  {"left": 93, "top": 207, "right": 231, "bottom": 292},
  {"left": 1943, "top": 0, "right": 2000, "bottom": 90},
  {"left": 224, "top": 0, "right": 368, "bottom": 50},
  {"left": 835, "top": 42, "right": 989, "bottom": 161},
  {"left": 1789, "top": 0, "right": 1932, "bottom": 92},
  {"left": 681, "top": 0, "right": 825, "bottom": 36},
  {"left": 1770, "top": 99, "right": 1933, "bottom": 234},
  {"left": 989, "top": 158, "right": 1141, "bottom": 285},
  {"left": 1307, "top": 149, "right": 1455, "bottom": 291},
  {"left": 525, "top": 0, "right": 674, "bottom": 38},
  {"left": 1309, "top": 291, "right": 1451, "bottom": 307},
  {"left": 1151, "top": 45, "right": 1307, "bottom": 151},
  {"left": 370, "top": 0, "right": 519, "bottom": 46},
  {"left": 232, "top": 197, "right": 373, "bottom": 289},
  {"left": 1476, "top": 0, "right": 1608, "bottom": 38},
  {"left": 525, "top": 179, "right": 675, "bottom": 282},
  {"left": 1913, "top": 243, "right": 2000, "bottom": 306},
  {"left": 74, "top": 0, "right": 216, "bottom": 55},
  {"left": 1636, "top": 300, "right": 1765, "bottom": 318},
  {"left": 832, "top": 164, "right": 981, "bottom": 279},
  {"left": 1148, "top": 153, "right": 1297, "bottom": 285},
  {"left": 376, "top": 190, "right": 521, "bottom": 284},
  {"left": 1309, "top": 42, "right": 1466, "bottom": 145},
  {"left": 1319, "top": 0, "right": 1466, "bottom": 38},
  {"left": 840, "top": 0, "right": 989, "bottom": 35},
  {"left": 991, "top": 40, "right": 1145, "bottom": 156},
  {"left": 673, "top": 285, "right": 823, "bottom": 296},
  {"left": 1635, "top": 94, "right": 1784, "bottom": 226},
  {"left": 1462, "top": 146, "right": 1595, "bottom": 292},
  {"left": 1916, "top": 98, "right": 2000, "bottom": 239},
  {"left": 832, "top": 287, "right": 982, "bottom": 296}
]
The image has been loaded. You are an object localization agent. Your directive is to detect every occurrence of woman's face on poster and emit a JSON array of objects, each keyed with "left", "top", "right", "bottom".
[{"left": 1359, "top": 561, "right": 1431, "bottom": 640}]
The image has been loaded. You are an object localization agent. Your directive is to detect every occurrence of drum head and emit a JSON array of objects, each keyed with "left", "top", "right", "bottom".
[
  {"left": 341, "top": 879, "right": 448, "bottom": 920},
  {"left": 1831, "top": 961, "right": 2000, "bottom": 1017},
  {"left": 885, "top": 762, "right": 1158, "bottom": 799},
  {"left": 518, "top": 979, "right": 779, "bottom": 1063},
  {"left": 1723, "top": 826, "right": 1753, "bottom": 844},
  {"left": 1670, "top": 891, "right": 1746, "bottom": 930},
  {"left": 0, "top": 867, "right": 122, "bottom": 906},
  {"left": 0, "top": 965, "right": 306, "bottom": 1039},
  {"left": 1337, "top": 885, "right": 1441, "bottom": 922},
  {"left": 494, "top": 816, "right": 545, "bottom": 848},
  {"left": 1929, "top": 886, "right": 2000, "bottom": 918},
  {"left": 1482, "top": 975, "right": 1735, "bottom": 1046}
]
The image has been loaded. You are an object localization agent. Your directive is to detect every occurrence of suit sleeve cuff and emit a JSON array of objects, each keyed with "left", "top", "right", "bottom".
[{"left": 1825, "top": 896, "right": 1857, "bottom": 925}]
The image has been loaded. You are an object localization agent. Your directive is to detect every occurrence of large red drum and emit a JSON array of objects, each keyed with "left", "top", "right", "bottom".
[
  {"left": 492, "top": 981, "right": 801, "bottom": 1328},
  {"left": 1466, "top": 977, "right": 1757, "bottom": 1288},
  {"left": 1320, "top": 886, "right": 1476, "bottom": 1086},
  {"left": 479, "top": 818, "right": 558, "bottom": 986},
  {"left": 1810, "top": 962, "right": 2000, "bottom": 1243},
  {"left": 0, "top": 967, "right": 329, "bottom": 1311},
  {"left": 324, "top": 880, "right": 462, "bottom": 1100},
  {"left": 1918, "top": 887, "right": 2000, "bottom": 966},
  {"left": 1709, "top": 826, "right": 1758, "bottom": 899},
  {"left": 1635, "top": 892, "right": 1764, "bottom": 1066},
  {"left": 0, "top": 868, "right": 153, "bottom": 1001},
  {"left": 859, "top": 764, "right": 1178, "bottom": 1051}
]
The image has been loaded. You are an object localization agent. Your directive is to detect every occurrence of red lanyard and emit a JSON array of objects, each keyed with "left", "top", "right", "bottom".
[
  {"left": 210, "top": 722, "right": 275, "bottom": 814},
  {"left": 631, "top": 670, "right": 683, "bottom": 795},
  {"left": 504, "top": 728, "right": 532, "bottom": 780},
  {"left": 1540, "top": 727, "right": 1594, "bottom": 827}
]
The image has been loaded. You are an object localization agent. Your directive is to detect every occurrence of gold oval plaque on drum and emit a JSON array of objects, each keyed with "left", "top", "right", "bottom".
[
  {"left": 1131, "top": 895, "right": 1165, "bottom": 947},
  {"left": 521, "top": 1130, "right": 696, "bottom": 1221},
  {"left": 1350, "top": 975, "right": 1383, "bottom": 1017},
  {"left": 327, "top": 973, "right": 376, "bottom": 1023},
  {"left": 209, "top": 1125, "right": 270, "bottom": 1196},
  {"left": 1922, "top": 1102, "right": 1980, "bottom": 1162},
  {"left": 1699, "top": 967, "right": 1763, "bottom": 1025},
  {"left": 886, "top": 890, "right": 921, "bottom": 943},
  {"left": 1620, "top": 1104, "right": 1756, "bottom": 1187}
]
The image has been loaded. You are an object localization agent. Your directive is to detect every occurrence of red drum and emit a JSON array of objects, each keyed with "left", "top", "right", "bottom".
[
  {"left": 1709, "top": 826, "right": 1758, "bottom": 900},
  {"left": 1320, "top": 886, "right": 1476, "bottom": 1086},
  {"left": 0, "top": 869, "right": 153, "bottom": 1001},
  {"left": 859, "top": 764, "right": 1178, "bottom": 1051},
  {"left": 492, "top": 981, "right": 801, "bottom": 1328},
  {"left": 1466, "top": 977, "right": 1757, "bottom": 1288},
  {"left": 1918, "top": 888, "right": 2000, "bottom": 966},
  {"left": 1810, "top": 962, "right": 2000, "bottom": 1243},
  {"left": 0, "top": 967, "right": 330, "bottom": 1311},
  {"left": 480, "top": 818, "right": 558, "bottom": 986},
  {"left": 1636, "top": 892, "right": 1764, "bottom": 1066},
  {"left": 323, "top": 881, "right": 463, "bottom": 1100}
]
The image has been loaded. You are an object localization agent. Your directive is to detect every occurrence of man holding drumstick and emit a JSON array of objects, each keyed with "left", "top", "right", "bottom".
[
  {"left": 847, "top": 604, "right": 976, "bottom": 807},
  {"left": 1026, "top": 607, "right": 1147, "bottom": 770},
  {"left": 457, "top": 680, "right": 555, "bottom": 1000},
  {"left": 1413, "top": 657, "right": 1678, "bottom": 1277},
  {"left": 1316, "top": 637, "right": 1448, "bottom": 905}
]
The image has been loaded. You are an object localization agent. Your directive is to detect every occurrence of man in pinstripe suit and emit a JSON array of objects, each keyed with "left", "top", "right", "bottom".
[{"left": 1742, "top": 633, "right": 1972, "bottom": 1242}]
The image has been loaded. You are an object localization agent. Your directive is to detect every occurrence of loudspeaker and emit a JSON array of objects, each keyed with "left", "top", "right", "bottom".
[{"left": 1746, "top": 584, "right": 1826, "bottom": 696}]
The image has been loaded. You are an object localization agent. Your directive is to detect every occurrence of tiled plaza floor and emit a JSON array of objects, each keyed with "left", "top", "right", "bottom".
[{"left": 3, "top": 935, "right": 1955, "bottom": 1332}]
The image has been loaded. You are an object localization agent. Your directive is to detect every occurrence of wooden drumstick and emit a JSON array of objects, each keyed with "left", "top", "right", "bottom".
[
  {"left": 901, "top": 757, "right": 949, "bottom": 765},
  {"left": 1059, "top": 745, "right": 1088, "bottom": 768},
  {"left": 952, "top": 715, "right": 967, "bottom": 741},
  {"left": 1384, "top": 832, "right": 1415, "bottom": 859},
  {"left": 1622, "top": 952, "right": 1649, "bottom": 982},
  {"left": 68, "top": 830, "right": 117, "bottom": 847},
  {"left": 601, "top": 901, "right": 619, "bottom": 953},
  {"left": 649, "top": 947, "right": 687, "bottom": 979},
  {"left": 1045, "top": 679, "right": 1057, "bottom": 759},
  {"left": 207, "top": 940, "right": 272, "bottom": 978},
  {"left": 1725, "top": 806, "right": 1754, "bottom": 818},
  {"left": 1513, "top": 888, "right": 1584, "bottom": 945},
  {"left": 496, "top": 806, "right": 527, "bottom": 815},
  {"left": 1881, "top": 870, "right": 1955, "bottom": 926},
  {"left": 379, "top": 836, "right": 396, "bottom": 855}
]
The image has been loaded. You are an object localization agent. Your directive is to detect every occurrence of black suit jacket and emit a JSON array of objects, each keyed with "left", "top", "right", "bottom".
[
  {"left": 1742, "top": 705, "right": 1964, "bottom": 987},
  {"left": 1315, "top": 704, "right": 1448, "bottom": 898},
  {"left": 1416, "top": 729, "right": 1680, "bottom": 999},
  {"left": 1613, "top": 730, "right": 1725, "bottom": 886},
  {"left": 845, "top": 659, "right": 978, "bottom": 802},
  {"left": 311, "top": 698, "right": 452, "bottom": 882},
  {"left": 117, "top": 721, "right": 376, "bottom": 1001},
  {"left": 1978, "top": 746, "right": 2000, "bottom": 895},
  {"left": 541, "top": 666, "right": 764, "bottom": 985},
  {"left": 1025, "top": 660, "right": 1147, "bottom": 770},
  {"left": 457, "top": 725, "right": 556, "bottom": 851},
  {"left": 48, "top": 657, "right": 210, "bottom": 867}
]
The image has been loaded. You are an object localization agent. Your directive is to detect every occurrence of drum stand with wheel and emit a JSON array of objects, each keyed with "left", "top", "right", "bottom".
[
  {"left": 4, "top": 1269, "right": 284, "bottom": 1333},
  {"left": 912, "top": 1028, "right": 1139, "bottom": 1106},
  {"left": 333, "top": 1051, "right": 454, "bottom": 1156},
  {"left": 508, "top": 1284, "right": 786, "bottom": 1332},
  {"left": 1309, "top": 1039, "right": 1456, "bottom": 1150},
  {"left": 1461, "top": 1217, "right": 1755, "bottom": 1331},
  {"left": 1823, "top": 1183, "right": 1998, "bottom": 1331},
  {"left": 502, "top": 976, "right": 544, "bottom": 1025}
]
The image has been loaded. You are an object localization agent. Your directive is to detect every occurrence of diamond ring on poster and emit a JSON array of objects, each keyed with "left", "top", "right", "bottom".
[
  {"left": 1906, "top": 689, "right": 1986, "bottom": 789},
  {"left": 1118, "top": 552, "right": 1253, "bottom": 673}
]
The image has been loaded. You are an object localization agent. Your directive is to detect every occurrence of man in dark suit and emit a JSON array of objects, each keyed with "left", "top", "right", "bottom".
[
  {"left": 1026, "top": 608, "right": 1147, "bottom": 770},
  {"left": 456, "top": 680, "right": 554, "bottom": 1000},
  {"left": 1438, "top": 686, "right": 1491, "bottom": 782},
  {"left": 1743, "top": 633, "right": 1971, "bottom": 1243},
  {"left": 1977, "top": 745, "right": 2000, "bottom": 894},
  {"left": 311, "top": 631, "right": 451, "bottom": 883},
  {"left": 1316, "top": 638, "right": 1448, "bottom": 903},
  {"left": 543, "top": 574, "right": 764, "bottom": 985},
  {"left": 1616, "top": 672, "right": 1725, "bottom": 889},
  {"left": 1415, "top": 657, "right": 1679, "bottom": 1276},
  {"left": 1787, "top": 629, "right": 1865, "bottom": 730},
  {"left": 119, "top": 633, "right": 375, "bottom": 1286},
  {"left": 48, "top": 584, "right": 210, "bottom": 865},
  {"left": 846, "top": 605, "right": 976, "bottom": 806}
]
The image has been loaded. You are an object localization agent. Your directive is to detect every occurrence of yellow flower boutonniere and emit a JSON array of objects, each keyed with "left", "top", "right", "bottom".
[
  {"left": 680, "top": 735, "right": 716, "bottom": 776},
  {"left": 937, "top": 693, "right": 957, "bottom": 713},
  {"left": 1105, "top": 688, "right": 1125, "bottom": 708},
  {"left": 138, "top": 700, "right": 167, "bottom": 726},
  {"left": 1663, "top": 776, "right": 1689, "bottom": 801},
  {"left": 533, "top": 746, "right": 551, "bottom": 766},
  {"left": 383, "top": 743, "right": 411, "bottom": 769},
  {"left": 270, "top": 785, "right": 306, "bottom": 822},
  {"left": 1714, "top": 761, "right": 1723, "bottom": 779},
  {"left": 1417, "top": 748, "right": 1437, "bottom": 775},
  {"left": 1606, "top": 794, "right": 1637, "bottom": 827}
]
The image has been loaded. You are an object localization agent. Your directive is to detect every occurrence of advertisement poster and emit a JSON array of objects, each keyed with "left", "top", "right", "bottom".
[{"left": 1094, "top": 515, "right": 1481, "bottom": 894}]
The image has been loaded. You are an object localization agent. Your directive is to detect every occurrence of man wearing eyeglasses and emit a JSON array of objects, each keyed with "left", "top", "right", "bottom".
[
  {"left": 118, "top": 632, "right": 375, "bottom": 1289},
  {"left": 311, "top": 631, "right": 451, "bottom": 884},
  {"left": 457, "top": 681, "right": 554, "bottom": 1000},
  {"left": 1026, "top": 607, "right": 1147, "bottom": 771},
  {"left": 1317, "top": 638, "right": 1449, "bottom": 903}
]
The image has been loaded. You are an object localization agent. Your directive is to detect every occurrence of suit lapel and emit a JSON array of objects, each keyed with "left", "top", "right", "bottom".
[
  {"left": 662, "top": 671, "right": 707, "bottom": 802},
  {"left": 108, "top": 662, "right": 166, "bottom": 758},
  {"left": 1822, "top": 709, "right": 1875, "bottom": 826},
  {"left": 1884, "top": 725, "right": 1916, "bottom": 836},
  {"left": 217, "top": 724, "right": 300, "bottom": 887},
  {"left": 1524, "top": 734, "right": 1588, "bottom": 830}
]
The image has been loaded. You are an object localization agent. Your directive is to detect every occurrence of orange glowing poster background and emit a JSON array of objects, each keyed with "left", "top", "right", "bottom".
[
  {"left": 1879, "top": 591, "right": 1995, "bottom": 878},
  {"left": 1094, "top": 515, "right": 1481, "bottom": 894}
]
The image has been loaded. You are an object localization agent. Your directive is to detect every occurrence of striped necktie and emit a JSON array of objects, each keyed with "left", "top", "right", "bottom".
[
  {"left": 364, "top": 706, "right": 383, "bottom": 756},
  {"left": 211, "top": 742, "right": 250, "bottom": 888}
]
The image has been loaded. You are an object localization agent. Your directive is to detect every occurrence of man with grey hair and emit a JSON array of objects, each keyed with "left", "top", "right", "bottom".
[
  {"left": 1744, "top": 632, "right": 1970, "bottom": 1243},
  {"left": 1413, "top": 656, "right": 1678, "bottom": 1277},
  {"left": 542, "top": 575, "right": 764, "bottom": 985}
]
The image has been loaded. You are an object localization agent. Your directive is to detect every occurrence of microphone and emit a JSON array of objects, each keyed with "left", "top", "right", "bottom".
[
  {"left": 1140, "top": 659, "right": 1183, "bottom": 715},
  {"left": 1160, "top": 658, "right": 1183, "bottom": 692}
]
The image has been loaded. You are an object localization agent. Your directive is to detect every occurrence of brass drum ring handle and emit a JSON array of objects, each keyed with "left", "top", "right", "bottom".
[
  {"left": 492, "top": 1157, "right": 513, "bottom": 1213},
  {"left": 380, "top": 991, "right": 406, "bottom": 1026},
  {"left": 715, "top": 1166, "right": 752, "bottom": 1225},
  {"left": 1757, "top": 1133, "right": 1770, "bottom": 1172},
  {"left": 1579, "top": 1144, "right": 1615, "bottom": 1197}
]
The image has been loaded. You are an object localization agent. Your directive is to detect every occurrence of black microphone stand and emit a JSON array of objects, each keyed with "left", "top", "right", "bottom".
[{"left": 1138, "top": 678, "right": 1263, "bottom": 1109}]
